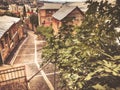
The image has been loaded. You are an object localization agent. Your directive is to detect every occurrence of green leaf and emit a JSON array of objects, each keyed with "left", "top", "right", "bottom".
[
  {"left": 112, "top": 71, "right": 118, "bottom": 76},
  {"left": 104, "top": 67, "right": 112, "bottom": 73},
  {"left": 92, "top": 84, "right": 106, "bottom": 90},
  {"left": 84, "top": 72, "right": 95, "bottom": 81},
  {"left": 77, "top": 82, "right": 83, "bottom": 88},
  {"left": 103, "top": 60, "right": 112, "bottom": 67},
  {"left": 114, "top": 55, "right": 120, "bottom": 60}
]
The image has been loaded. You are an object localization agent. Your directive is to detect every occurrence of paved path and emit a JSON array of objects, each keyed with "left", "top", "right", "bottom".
[{"left": 10, "top": 30, "right": 58, "bottom": 90}]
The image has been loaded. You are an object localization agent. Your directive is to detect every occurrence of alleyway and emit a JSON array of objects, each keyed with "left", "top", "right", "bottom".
[{"left": 9, "top": 30, "right": 59, "bottom": 90}]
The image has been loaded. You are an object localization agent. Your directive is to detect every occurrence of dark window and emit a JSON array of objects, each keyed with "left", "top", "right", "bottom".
[
  {"left": 9, "top": 32, "right": 12, "bottom": 40},
  {"left": 1, "top": 40, "right": 4, "bottom": 49},
  {"left": 4, "top": 34, "right": 8, "bottom": 44},
  {"left": 46, "top": 10, "right": 52, "bottom": 14}
]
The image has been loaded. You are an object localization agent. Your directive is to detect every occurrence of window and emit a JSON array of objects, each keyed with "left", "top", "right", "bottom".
[
  {"left": 46, "top": 10, "right": 52, "bottom": 14},
  {"left": 47, "top": 17, "right": 51, "bottom": 22},
  {"left": 9, "top": 32, "right": 12, "bottom": 40},
  {"left": 4, "top": 34, "right": 8, "bottom": 44}
]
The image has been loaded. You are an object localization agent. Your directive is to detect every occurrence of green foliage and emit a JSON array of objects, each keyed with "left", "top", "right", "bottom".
[
  {"left": 42, "top": 0, "right": 120, "bottom": 89},
  {"left": 29, "top": 14, "right": 38, "bottom": 27},
  {"left": 36, "top": 26, "right": 53, "bottom": 41}
]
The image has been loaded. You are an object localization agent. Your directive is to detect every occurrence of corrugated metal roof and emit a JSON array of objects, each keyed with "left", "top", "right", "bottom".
[
  {"left": 0, "top": 15, "right": 20, "bottom": 38},
  {"left": 40, "top": 3, "right": 62, "bottom": 10},
  {"left": 66, "top": 2, "right": 88, "bottom": 12},
  {"left": 52, "top": 5, "right": 77, "bottom": 21}
]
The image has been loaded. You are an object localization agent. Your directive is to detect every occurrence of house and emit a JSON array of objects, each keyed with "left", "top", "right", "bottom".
[
  {"left": 9, "top": 4, "right": 18, "bottom": 14},
  {"left": 52, "top": 5, "right": 84, "bottom": 34},
  {"left": 0, "top": 15, "right": 24, "bottom": 64},
  {"left": 9, "top": 4, "right": 24, "bottom": 16},
  {"left": 9, "top": 3, "right": 38, "bottom": 18},
  {"left": 0, "top": 9, "right": 6, "bottom": 15},
  {"left": 38, "top": 3, "right": 62, "bottom": 27},
  {"left": 33, "top": 0, "right": 37, "bottom": 6}
]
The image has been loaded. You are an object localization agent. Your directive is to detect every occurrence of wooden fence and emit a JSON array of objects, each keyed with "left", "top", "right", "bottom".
[{"left": 0, "top": 66, "right": 28, "bottom": 90}]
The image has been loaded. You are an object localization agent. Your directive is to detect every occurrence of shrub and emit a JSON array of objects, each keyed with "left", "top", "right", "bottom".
[{"left": 36, "top": 26, "right": 53, "bottom": 41}]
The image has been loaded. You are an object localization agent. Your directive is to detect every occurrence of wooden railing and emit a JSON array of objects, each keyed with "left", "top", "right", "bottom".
[{"left": 0, "top": 66, "right": 28, "bottom": 90}]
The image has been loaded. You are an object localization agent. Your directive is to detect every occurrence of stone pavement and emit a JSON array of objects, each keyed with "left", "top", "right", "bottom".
[
  {"left": 10, "top": 30, "right": 57, "bottom": 90},
  {"left": 0, "top": 29, "right": 60, "bottom": 90}
]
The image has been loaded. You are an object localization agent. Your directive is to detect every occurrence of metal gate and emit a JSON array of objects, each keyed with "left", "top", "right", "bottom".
[{"left": 0, "top": 66, "right": 28, "bottom": 90}]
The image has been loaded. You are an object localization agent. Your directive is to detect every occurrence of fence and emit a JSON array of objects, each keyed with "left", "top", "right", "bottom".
[{"left": 0, "top": 66, "right": 28, "bottom": 90}]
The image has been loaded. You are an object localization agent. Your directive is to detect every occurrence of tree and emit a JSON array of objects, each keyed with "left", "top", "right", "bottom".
[
  {"left": 116, "top": 0, "right": 120, "bottom": 5},
  {"left": 23, "top": 5, "right": 26, "bottom": 18},
  {"left": 36, "top": 26, "right": 53, "bottom": 40},
  {"left": 42, "top": 0, "right": 120, "bottom": 89},
  {"left": 29, "top": 14, "right": 38, "bottom": 30}
]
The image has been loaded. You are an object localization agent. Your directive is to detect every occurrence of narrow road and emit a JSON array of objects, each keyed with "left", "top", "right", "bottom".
[{"left": 10, "top": 30, "right": 58, "bottom": 90}]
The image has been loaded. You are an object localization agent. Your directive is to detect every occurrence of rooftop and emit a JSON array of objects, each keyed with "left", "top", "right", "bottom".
[
  {"left": 0, "top": 15, "right": 20, "bottom": 38},
  {"left": 66, "top": 2, "right": 88, "bottom": 12},
  {"left": 52, "top": 5, "right": 82, "bottom": 21},
  {"left": 40, "top": 3, "right": 62, "bottom": 10}
]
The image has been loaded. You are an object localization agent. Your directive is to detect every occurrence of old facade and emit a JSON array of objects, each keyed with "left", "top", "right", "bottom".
[
  {"left": 52, "top": 5, "right": 84, "bottom": 34},
  {"left": 9, "top": 4, "right": 22, "bottom": 14},
  {"left": 9, "top": 3, "right": 38, "bottom": 17},
  {"left": 0, "top": 15, "right": 24, "bottom": 64},
  {"left": 38, "top": 3, "right": 62, "bottom": 27}
]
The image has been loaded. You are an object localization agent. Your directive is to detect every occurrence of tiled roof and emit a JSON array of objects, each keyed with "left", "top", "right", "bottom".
[
  {"left": 40, "top": 3, "right": 62, "bottom": 10},
  {"left": 52, "top": 5, "right": 78, "bottom": 21},
  {"left": 0, "top": 15, "right": 20, "bottom": 38}
]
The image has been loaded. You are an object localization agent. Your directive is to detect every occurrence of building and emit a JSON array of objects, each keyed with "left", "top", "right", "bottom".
[
  {"left": 18, "top": 5, "right": 24, "bottom": 15},
  {"left": 38, "top": 3, "right": 62, "bottom": 27},
  {"left": 52, "top": 5, "right": 84, "bottom": 34},
  {"left": 9, "top": 3, "right": 38, "bottom": 17},
  {"left": 9, "top": 4, "right": 18, "bottom": 14},
  {"left": 33, "top": 0, "right": 37, "bottom": 5},
  {"left": 8, "top": 4, "right": 24, "bottom": 16},
  {"left": 0, "top": 9, "right": 6, "bottom": 15},
  {"left": 0, "top": 15, "right": 24, "bottom": 64}
]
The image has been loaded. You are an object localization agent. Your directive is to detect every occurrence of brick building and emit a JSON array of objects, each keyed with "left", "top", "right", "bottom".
[
  {"left": 38, "top": 3, "right": 62, "bottom": 27},
  {"left": 52, "top": 5, "right": 84, "bottom": 34},
  {"left": 0, "top": 15, "right": 24, "bottom": 64}
]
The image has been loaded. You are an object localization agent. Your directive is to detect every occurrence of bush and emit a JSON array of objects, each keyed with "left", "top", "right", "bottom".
[{"left": 36, "top": 26, "right": 53, "bottom": 41}]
